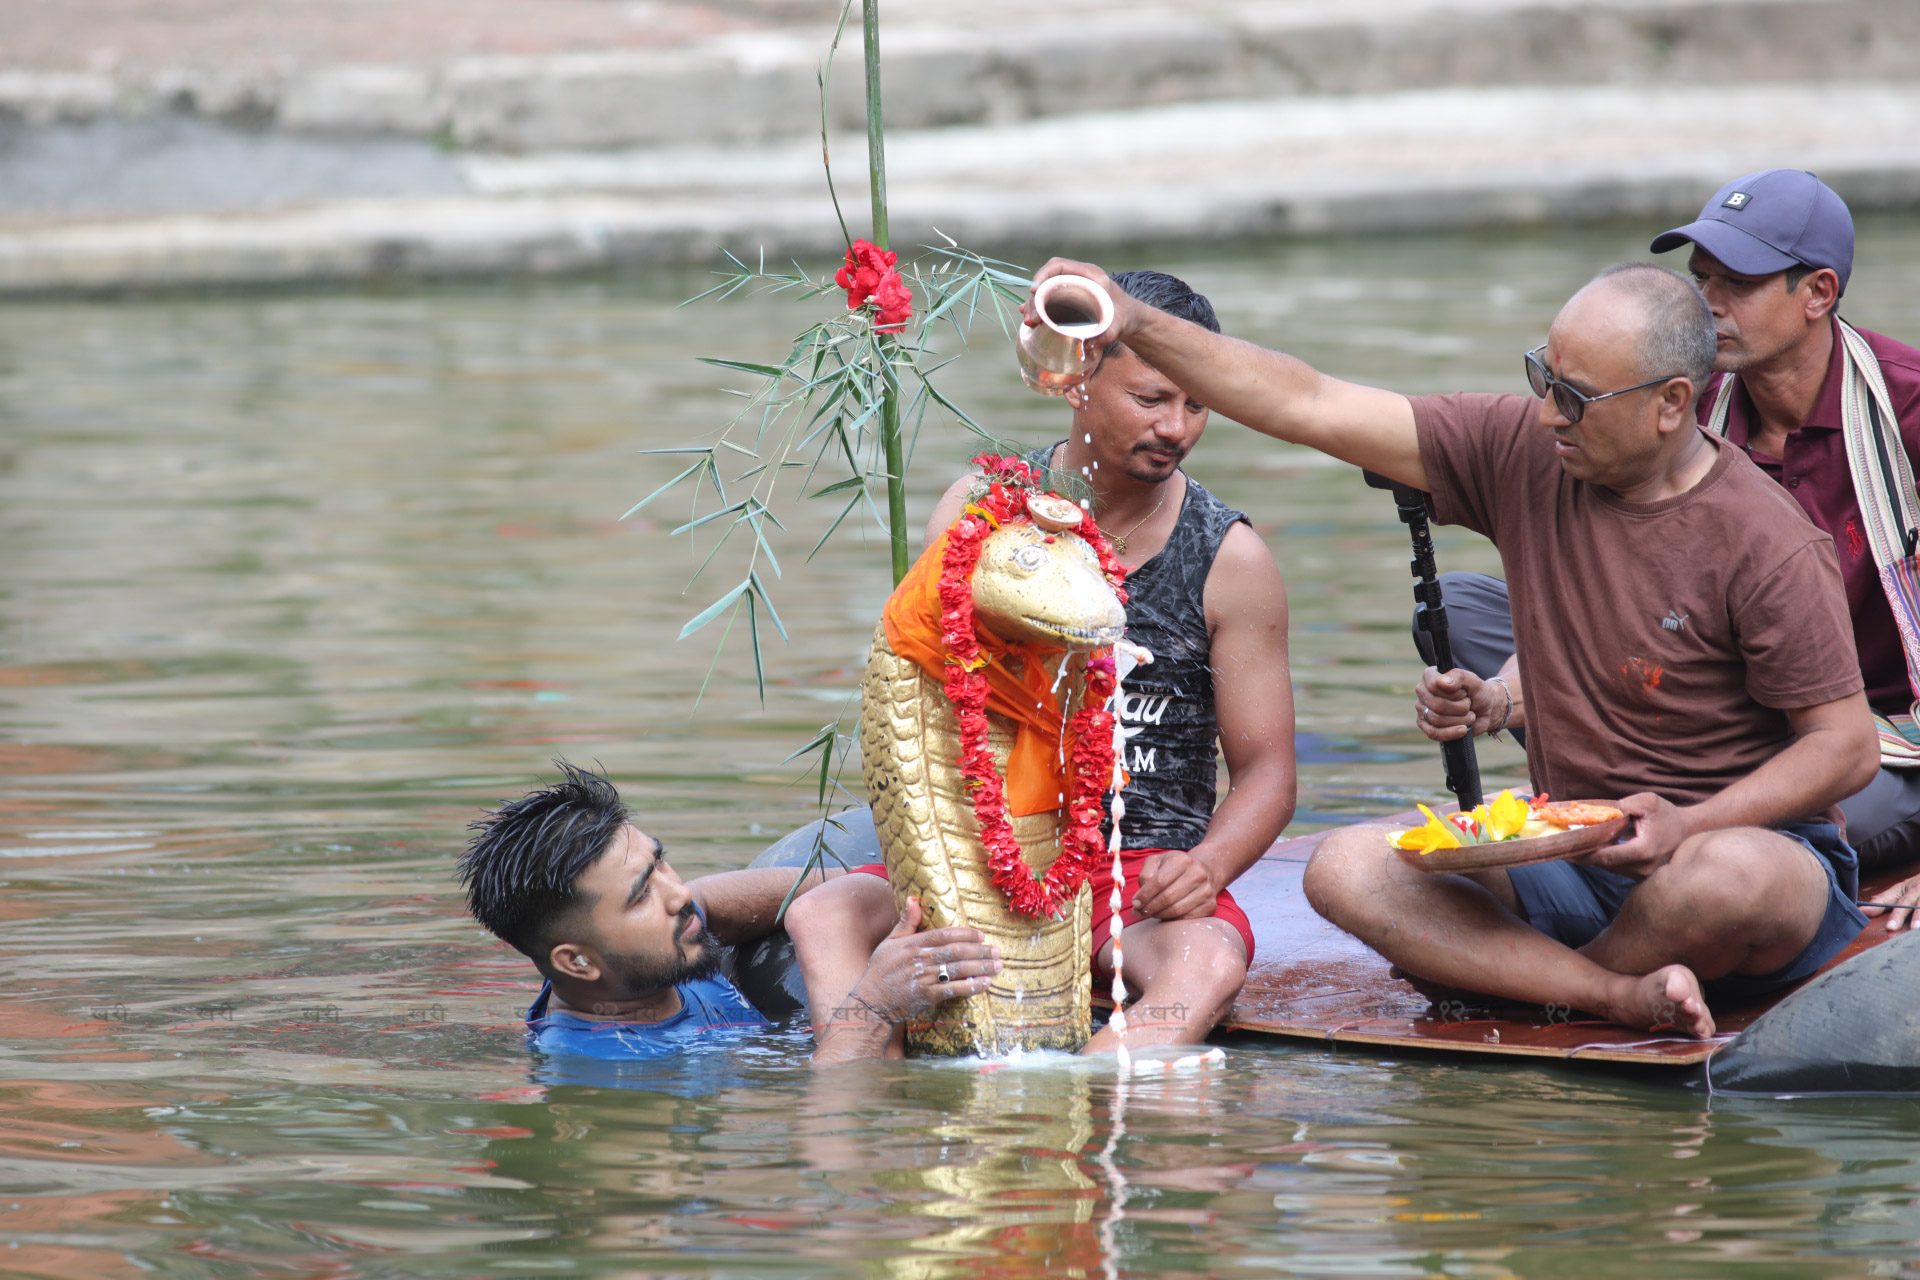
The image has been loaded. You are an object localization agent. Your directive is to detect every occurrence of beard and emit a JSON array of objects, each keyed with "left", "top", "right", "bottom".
[
  {"left": 603, "top": 903, "right": 724, "bottom": 995},
  {"left": 1123, "top": 440, "right": 1187, "bottom": 483}
]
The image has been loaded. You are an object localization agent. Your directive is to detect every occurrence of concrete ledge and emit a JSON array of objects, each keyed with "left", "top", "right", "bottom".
[
  {"left": 2, "top": 0, "right": 1915, "bottom": 152},
  {"left": 6, "top": 82, "right": 1917, "bottom": 294}
]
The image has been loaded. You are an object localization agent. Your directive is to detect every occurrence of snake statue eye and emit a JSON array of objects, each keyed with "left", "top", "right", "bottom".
[{"left": 1013, "top": 544, "right": 1048, "bottom": 572}]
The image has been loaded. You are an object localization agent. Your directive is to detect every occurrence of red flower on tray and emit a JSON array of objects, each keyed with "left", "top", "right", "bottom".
[{"left": 836, "top": 239, "right": 914, "bottom": 333}]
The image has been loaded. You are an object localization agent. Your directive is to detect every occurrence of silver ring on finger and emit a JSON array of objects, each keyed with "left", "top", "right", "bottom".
[
  {"left": 936, "top": 964, "right": 952, "bottom": 984},
  {"left": 1418, "top": 705, "right": 1429, "bottom": 723}
]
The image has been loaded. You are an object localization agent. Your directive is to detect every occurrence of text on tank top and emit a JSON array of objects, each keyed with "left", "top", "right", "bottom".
[{"left": 1028, "top": 443, "right": 1249, "bottom": 850}]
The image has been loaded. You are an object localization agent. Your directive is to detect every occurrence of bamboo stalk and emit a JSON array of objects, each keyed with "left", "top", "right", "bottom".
[
  {"left": 862, "top": 0, "right": 890, "bottom": 253},
  {"left": 862, "top": 0, "right": 909, "bottom": 584}
]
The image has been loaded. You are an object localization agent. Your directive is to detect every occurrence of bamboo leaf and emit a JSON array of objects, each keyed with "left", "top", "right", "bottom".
[
  {"left": 746, "top": 510, "right": 783, "bottom": 579},
  {"left": 748, "top": 570, "right": 790, "bottom": 641},
  {"left": 678, "top": 578, "right": 751, "bottom": 639},
  {"left": 746, "top": 591, "right": 766, "bottom": 703},
  {"left": 623, "top": 457, "right": 712, "bottom": 519},
  {"left": 782, "top": 722, "right": 838, "bottom": 765},
  {"left": 670, "top": 499, "right": 751, "bottom": 537},
  {"left": 922, "top": 377, "right": 993, "bottom": 439},
  {"left": 680, "top": 271, "right": 754, "bottom": 309},
  {"left": 689, "top": 601, "right": 738, "bottom": 711},
  {"left": 698, "top": 358, "right": 789, "bottom": 379},
  {"left": 808, "top": 490, "right": 864, "bottom": 560},
  {"left": 688, "top": 518, "right": 743, "bottom": 581}
]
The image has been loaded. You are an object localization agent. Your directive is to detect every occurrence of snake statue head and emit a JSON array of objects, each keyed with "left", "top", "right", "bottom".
[{"left": 970, "top": 520, "right": 1125, "bottom": 650}]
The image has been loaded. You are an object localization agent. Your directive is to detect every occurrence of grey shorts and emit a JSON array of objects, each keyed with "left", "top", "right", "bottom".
[{"left": 1506, "top": 821, "right": 1869, "bottom": 1002}]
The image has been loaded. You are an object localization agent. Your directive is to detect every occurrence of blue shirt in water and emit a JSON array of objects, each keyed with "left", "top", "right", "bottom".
[{"left": 524, "top": 970, "right": 769, "bottom": 1060}]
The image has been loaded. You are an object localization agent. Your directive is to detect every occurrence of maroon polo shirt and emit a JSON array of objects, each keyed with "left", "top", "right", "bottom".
[{"left": 1700, "top": 317, "right": 1920, "bottom": 714}]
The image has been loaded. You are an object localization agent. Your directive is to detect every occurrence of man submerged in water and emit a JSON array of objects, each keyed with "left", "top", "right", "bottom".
[{"left": 458, "top": 762, "right": 1003, "bottom": 1061}]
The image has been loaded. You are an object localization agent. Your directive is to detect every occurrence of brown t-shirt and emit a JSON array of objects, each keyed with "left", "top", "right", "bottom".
[{"left": 1413, "top": 393, "right": 1863, "bottom": 815}]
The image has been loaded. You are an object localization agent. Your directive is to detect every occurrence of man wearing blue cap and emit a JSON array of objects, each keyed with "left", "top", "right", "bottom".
[{"left": 1414, "top": 170, "right": 1920, "bottom": 933}]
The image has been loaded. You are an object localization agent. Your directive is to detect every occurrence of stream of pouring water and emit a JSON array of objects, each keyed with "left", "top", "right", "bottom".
[
  {"left": 1105, "top": 640, "right": 1152, "bottom": 1075},
  {"left": 1093, "top": 638, "right": 1150, "bottom": 1280}
]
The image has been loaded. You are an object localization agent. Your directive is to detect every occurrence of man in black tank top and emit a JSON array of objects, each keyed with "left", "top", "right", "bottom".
[{"left": 785, "top": 271, "right": 1299, "bottom": 1057}]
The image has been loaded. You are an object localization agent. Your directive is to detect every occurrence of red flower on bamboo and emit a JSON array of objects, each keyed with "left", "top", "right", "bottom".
[{"left": 836, "top": 239, "right": 914, "bottom": 333}]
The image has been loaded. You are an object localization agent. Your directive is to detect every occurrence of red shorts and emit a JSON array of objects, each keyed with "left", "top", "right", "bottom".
[{"left": 852, "top": 849, "right": 1254, "bottom": 963}]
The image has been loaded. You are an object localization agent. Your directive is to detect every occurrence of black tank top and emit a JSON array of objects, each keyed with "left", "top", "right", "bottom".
[{"left": 1029, "top": 444, "right": 1250, "bottom": 851}]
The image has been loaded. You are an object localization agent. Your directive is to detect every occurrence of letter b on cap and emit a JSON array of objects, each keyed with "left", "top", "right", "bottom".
[{"left": 1722, "top": 191, "right": 1752, "bottom": 210}]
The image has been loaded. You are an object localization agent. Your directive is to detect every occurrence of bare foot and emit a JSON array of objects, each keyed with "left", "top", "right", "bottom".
[{"left": 1602, "top": 964, "right": 1714, "bottom": 1038}]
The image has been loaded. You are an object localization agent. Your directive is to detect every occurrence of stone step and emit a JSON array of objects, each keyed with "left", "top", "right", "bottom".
[
  {"left": 5, "top": 80, "right": 1916, "bottom": 293},
  {"left": 3, "top": 0, "right": 1913, "bottom": 156}
]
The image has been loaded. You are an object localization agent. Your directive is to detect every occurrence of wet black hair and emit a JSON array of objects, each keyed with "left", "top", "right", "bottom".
[
  {"left": 1110, "top": 269, "right": 1221, "bottom": 334},
  {"left": 457, "top": 760, "right": 629, "bottom": 970}
]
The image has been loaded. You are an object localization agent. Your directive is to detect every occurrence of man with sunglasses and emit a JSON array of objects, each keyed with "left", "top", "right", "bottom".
[
  {"left": 1020, "top": 254, "right": 1878, "bottom": 1038},
  {"left": 1417, "top": 172, "right": 1920, "bottom": 935}
]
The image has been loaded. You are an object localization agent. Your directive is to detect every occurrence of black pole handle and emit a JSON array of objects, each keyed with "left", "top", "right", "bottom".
[{"left": 1363, "top": 470, "right": 1484, "bottom": 811}]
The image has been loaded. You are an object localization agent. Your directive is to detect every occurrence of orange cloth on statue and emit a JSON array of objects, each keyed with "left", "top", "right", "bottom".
[{"left": 881, "top": 529, "right": 1078, "bottom": 818}]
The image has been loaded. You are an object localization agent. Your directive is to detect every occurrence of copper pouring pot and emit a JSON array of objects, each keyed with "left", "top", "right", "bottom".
[{"left": 1016, "top": 275, "right": 1115, "bottom": 396}]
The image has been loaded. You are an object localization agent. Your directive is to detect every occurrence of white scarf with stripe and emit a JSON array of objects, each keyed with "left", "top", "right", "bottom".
[{"left": 1704, "top": 318, "right": 1920, "bottom": 766}]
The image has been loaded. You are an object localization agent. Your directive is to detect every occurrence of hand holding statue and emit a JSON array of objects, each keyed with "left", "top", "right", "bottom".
[
  {"left": 843, "top": 897, "right": 1003, "bottom": 1025},
  {"left": 813, "top": 897, "right": 1005, "bottom": 1064}
]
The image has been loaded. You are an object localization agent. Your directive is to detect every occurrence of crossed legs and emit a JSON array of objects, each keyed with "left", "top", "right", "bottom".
[{"left": 1302, "top": 823, "right": 1834, "bottom": 1037}]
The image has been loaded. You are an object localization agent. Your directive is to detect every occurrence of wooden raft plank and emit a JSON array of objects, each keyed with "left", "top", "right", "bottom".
[{"left": 1221, "top": 821, "right": 1914, "bottom": 1067}]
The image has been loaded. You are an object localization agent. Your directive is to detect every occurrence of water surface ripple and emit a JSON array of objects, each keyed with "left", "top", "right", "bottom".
[{"left": 4, "top": 223, "right": 1920, "bottom": 1277}]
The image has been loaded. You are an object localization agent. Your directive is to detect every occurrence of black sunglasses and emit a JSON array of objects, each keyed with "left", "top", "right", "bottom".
[{"left": 1524, "top": 345, "right": 1682, "bottom": 424}]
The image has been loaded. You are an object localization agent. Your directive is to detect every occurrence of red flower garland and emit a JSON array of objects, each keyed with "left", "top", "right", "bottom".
[{"left": 939, "top": 454, "right": 1129, "bottom": 918}]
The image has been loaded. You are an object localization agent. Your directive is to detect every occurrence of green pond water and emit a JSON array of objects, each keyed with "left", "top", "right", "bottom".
[{"left": 5, "top": 220, "right": 1920, "bottom": 1278}]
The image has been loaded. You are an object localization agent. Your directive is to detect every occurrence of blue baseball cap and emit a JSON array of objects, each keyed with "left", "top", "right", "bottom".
[{"left": 1651, "top": 169, "right": 1854, "bottom": 294}]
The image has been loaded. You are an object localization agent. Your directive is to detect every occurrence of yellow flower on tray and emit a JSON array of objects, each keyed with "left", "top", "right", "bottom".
[
  {"left": 1485, "top": 789, "right": 1530, "bottom": 840},
  {"left": 1390, "top": 791, "right": 1532, "bottom": 853},
  {"left": 1391, "top": 804, "right": 1464, "bottom": 853}
]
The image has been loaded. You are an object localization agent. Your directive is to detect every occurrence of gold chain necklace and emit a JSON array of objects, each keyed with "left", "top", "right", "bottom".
[{"left": 1103, "top": 491, "right": 1166, "bottom": 555}]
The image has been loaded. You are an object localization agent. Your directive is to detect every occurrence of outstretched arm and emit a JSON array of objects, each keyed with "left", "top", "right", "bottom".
[
  {"left": 1132, "top": 524, "right": 1297, "bottom": 918},
  {"left": 690, "top": 865, "right": 847, "bottom": 946},
  {"left": 1030, "top": 259, "right": 1426, "bottom": 490}
]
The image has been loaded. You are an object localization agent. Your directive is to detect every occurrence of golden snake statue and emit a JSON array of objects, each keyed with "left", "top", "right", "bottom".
[{"left": 860, "top": 489, "right": 1126, "bottom": 1056}]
